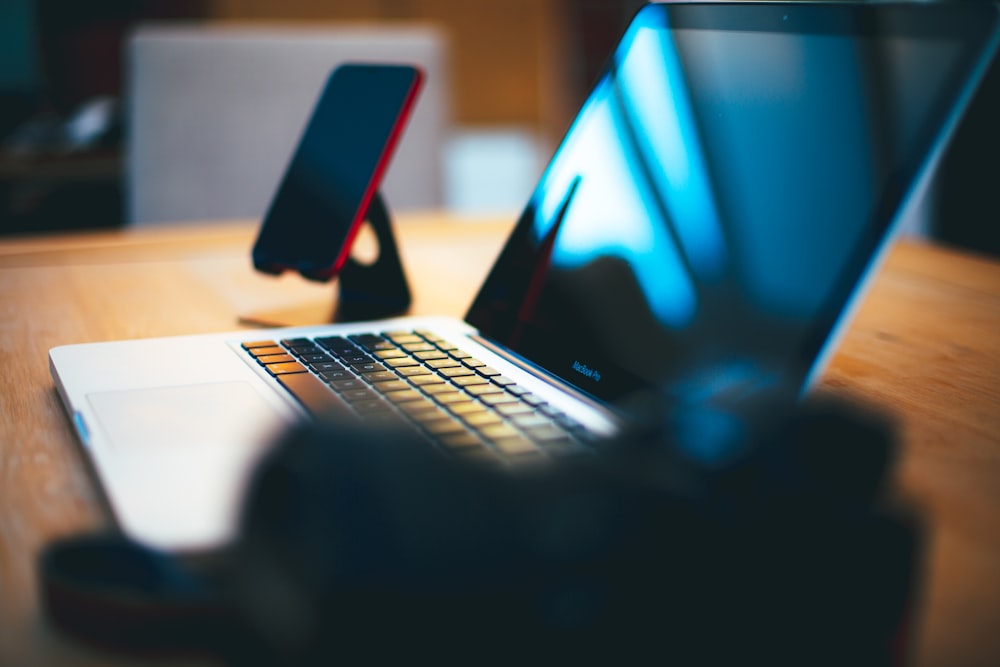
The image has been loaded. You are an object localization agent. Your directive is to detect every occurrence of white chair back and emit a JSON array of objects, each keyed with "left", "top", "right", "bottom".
[{"left": 126, "top": 24, "right": 449, "bottom": 225}]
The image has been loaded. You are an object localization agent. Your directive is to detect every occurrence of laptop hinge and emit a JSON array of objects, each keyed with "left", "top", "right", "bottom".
[{"left": 468, "top": 334, "right": 623, "bottom": 427}]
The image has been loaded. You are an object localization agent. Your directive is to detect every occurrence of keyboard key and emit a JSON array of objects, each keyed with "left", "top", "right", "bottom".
[
  {"left": 374, "top": 349, "right": 408, "bottom": 360},
  {"left": 397, "top": 399, "right": 441, "bottom": 417},
  {"left": 413, "top": 329, "right": 442, "bottom": 341},
  {"left": 319, "top": 370, "right": 352, "bottom": 382},
  {"left": 495, "top": 402, "right": 534, "bottom": 417},
  {"left": 423, "top": 419, "right": 466, "bottom": 436},
  {"left": 420, "top": 383, "right": 458, "bottom": 395},
  {"left": 465, "top": 383, "right": 504, "bottom": 396},
  {"left": 372, "top": 380, "right": 411, "bottom": 394},
  {"left": 524, "top": 424, "right": 570, "bottom": 442},
  {"left": 479, "top": 393, "right": 519, "bottom": 406},
  {"left": 257, "top": 353, "right": 295, "bottom": 365},
  {"left": 447, "top": 402, "right": 486, "bottom": 416},
  {"left": 363, "top": 371, "right": 398, "bottom": 384},
  {"left": 439, "top": 366, "right": 475, "bottom": 378},
  {"left": 408, "top": 406, "right": 451, "bottom": 424},
  {"left": 291, "top": 349, "right": 326, "bottom": 361},
  {"left": 396, "top": 365, "right": 431, "bottom": 377},
  {"left": 491, "top": 376, "right": 516, "bottom": 387},
  {"left": 427, "top": 358, "right": 461, "bottom": 369},
  {"left": 349, "top": 336, "right": 395, "bottom": 352},
  {"left": 462, "top": 358, "right": 487, "bottom": 368},
  {"left": 384, "top": 389, "right": 425, "bottom": 404},
  {"left": 379, "top": 329, "right": 412, "bottom": 337},
  {"left": 349, "top": 334, "right": 389, "bottom": 350},
  {"left": 315, "top": 336, "right": 354, "bottom": 352},
  {"left": 248, "top": 346, "right": 285, "bottom": 358},
  {"left": 384, "top": 357, "right": 420, "bottom": 368},
  {"left": 492, "top": 436, "right": 538, "bottom": 457},
  {"left": 386, "top": 333, "right": 423, "bottom": 345},
  {"left": 409, "top": 373, "right": 446, "bottom": 386},
  {"left": 300, "top": 353, "right": 334, "bottom": 364},
  {"left": 348, "top": 333, "right": 383, "bottom": 342},
  {"left": 521, "top": 393, "right": 547, "bottom": 406},
  {"left": 478, "top": 423, "right": 520, "bottom": 440},
  {"left": 510, "top": 413, "right": 551, "bottom": 429},
  {"left": 265, "top": 361, "right": 308, "bottom": 375},
  {"left": 280, "top": 338, "right": 313, "bottom": 348},
  {"left": 351, "top": 361, "right": 386, "bottom": 374},
  {"left": 352, "top": 400, "right": 394, "bottom": 415},
  {"left": 330, "top": 379, "right": 364, "bottom": 392},
  {"left": 433, "top": 391, "right": 472, "bottom": 405},
  {"left": 340, "top": 388, "right": 378, "bottom": 403},
  {"left": 242, "top": 340, "right": 277, "bottom": 350},
  {"left": 452, "top": 374, "right": 489, "bottom": 387},
  {"left": 462, "top": 412, "right": 503, "bottom": 428},
  {"left": 341, "top": 354, "right": 371, "bottom": 365},
  {"left": 478, "top": 366, "right": 501, "bottom": 377},
  {"left": 311, "top": 361, "right": 346, "bottom": 373},
  {"left": 402, "top": 343, "right": 436, "bottom": 353}
]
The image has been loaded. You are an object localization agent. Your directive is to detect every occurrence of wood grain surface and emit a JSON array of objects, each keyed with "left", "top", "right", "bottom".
[{"left": 1, "top": 215, "right": 998, "bottom": 666}]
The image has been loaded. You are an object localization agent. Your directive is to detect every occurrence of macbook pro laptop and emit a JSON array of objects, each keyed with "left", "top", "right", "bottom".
[{"left": 50, "top": 1, "right": 1000, "bottom": 551}]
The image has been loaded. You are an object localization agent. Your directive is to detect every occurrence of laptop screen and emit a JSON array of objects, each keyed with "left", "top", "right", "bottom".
[{"left": 466, "top": 1, "right": 1000, "bottom": 406}]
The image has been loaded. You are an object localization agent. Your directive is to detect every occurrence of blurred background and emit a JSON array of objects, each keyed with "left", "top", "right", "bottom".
[{"left": 0, "top": 0, "right": 997, "bottom": 257}]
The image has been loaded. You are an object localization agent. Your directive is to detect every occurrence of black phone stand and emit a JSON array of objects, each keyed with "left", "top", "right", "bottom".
[
  {"left": 240, "top": 192, "right": 411, "bottom": 328},
  {"left": 335, "top": 192, "right": 411, "bottom": 322}
]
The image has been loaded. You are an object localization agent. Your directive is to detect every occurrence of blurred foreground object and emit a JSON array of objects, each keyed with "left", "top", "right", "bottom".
[{"left": 41, "top": 395, "right": 919, "bottom": 666}]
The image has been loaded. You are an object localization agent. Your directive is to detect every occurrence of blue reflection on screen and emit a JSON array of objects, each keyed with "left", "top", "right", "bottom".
[
  {"left": 466, "top": 2, "right": 997, "bottom": 406},
  {"left": 619, "top": 26, "right": 727, "bottom": 281},
  {"left": 534, "top": 79, "right": 698, "bottom": 328}
]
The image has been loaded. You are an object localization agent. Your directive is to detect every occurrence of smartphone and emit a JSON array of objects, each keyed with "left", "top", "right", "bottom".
[{"left": 252, "top": 63, "right": 423, "bottom": 281}]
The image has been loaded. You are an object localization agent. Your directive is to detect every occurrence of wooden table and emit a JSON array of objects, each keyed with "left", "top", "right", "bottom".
[{"left": 1, "top": 214, "right": 998, "bottom": 666}]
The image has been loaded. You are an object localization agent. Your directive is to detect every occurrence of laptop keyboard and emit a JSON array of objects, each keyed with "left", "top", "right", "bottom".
[{"left": 241, "top": 329, "right": 595, "bottom": 465}]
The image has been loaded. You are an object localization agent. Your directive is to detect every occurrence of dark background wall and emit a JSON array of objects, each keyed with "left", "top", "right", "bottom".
[{"left": 1, "top": 0, "right": 996, "bottom": 257}]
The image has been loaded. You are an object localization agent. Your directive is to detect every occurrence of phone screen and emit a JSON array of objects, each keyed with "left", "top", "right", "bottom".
[{"left": 252, "top": 63, "right": 423, "bottom": 281}]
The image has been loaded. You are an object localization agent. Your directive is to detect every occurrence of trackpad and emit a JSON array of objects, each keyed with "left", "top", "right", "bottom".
[
  {"left": 85, "top": 382, "right": 289, "bottom": 549},
  {"left": 87, "top": 382, "right": 285, "bottom": 454}
]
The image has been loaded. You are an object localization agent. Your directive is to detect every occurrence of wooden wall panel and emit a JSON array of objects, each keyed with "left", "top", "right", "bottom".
[
  {"left": 207, "top": 0, "right": 384, "bottom": 21},
  {"left": 200, "top": 0, "right": 575, "bottom": 141}
]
